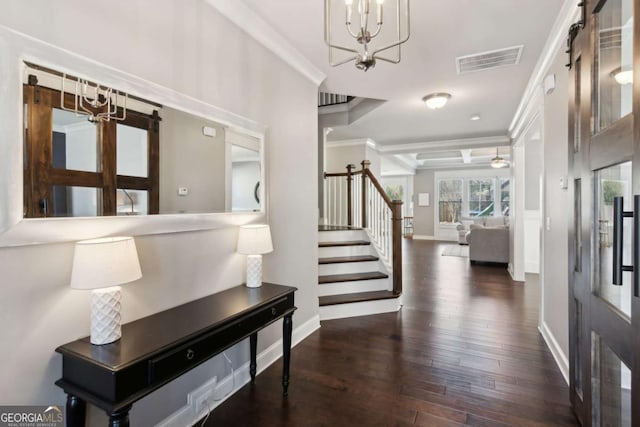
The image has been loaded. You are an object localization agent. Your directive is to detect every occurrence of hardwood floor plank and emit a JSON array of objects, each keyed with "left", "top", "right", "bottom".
[{"left": 204, "top": 239, "right": 579, "bottom": 427}]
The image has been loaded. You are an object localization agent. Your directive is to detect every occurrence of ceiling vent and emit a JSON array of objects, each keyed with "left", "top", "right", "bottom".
[{"left": 456, "top": 45, "right": 524, "bottom": 74}]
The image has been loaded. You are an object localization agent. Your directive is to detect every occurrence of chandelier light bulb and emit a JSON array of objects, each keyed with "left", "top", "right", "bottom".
[
  {"left": 345, "top": 0, "right": 353, "bottom": 5},
  {"left": 376, "top": 0, "right": 385, "bottom": 4}
]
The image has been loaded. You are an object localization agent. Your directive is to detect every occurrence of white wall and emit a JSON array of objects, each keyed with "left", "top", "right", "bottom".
[
  {"left": 0, "top": 1, "right": 319, "bottom": 426},
  {"left": 541, "top": 45, "right": 570, "bottom": 370}
]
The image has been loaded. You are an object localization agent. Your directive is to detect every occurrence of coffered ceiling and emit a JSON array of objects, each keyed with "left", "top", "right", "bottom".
[{"left": 241, "top": 0, "right": 566, "bottom": 168}]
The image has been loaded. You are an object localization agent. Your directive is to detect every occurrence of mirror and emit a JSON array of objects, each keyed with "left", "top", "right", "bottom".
[{"left": 23, "top": 63, "right": 263, "bottom": 218}]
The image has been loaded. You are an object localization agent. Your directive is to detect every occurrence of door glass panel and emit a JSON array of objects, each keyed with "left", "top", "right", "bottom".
[
  {"left": 116, "top": 189, "right": 148, "bottom": 216},
  {"left": 499, "top": 178, "right": 510, "bottom": 217},
  {"left": 574, "top": 56, "right": 581, "bottom": 153},
  {"left": 52, "top": 109, "right": 99, "bottom": 172},
  {"left": 51, "top": 185, "right": 99, "bottom": 217},
  {"left": 117, "top": 124, "right": 148, "bottom": 178},
  {"left": 575, "top": 300, "right": 583, "bottom": 398},
  {"left": 575, "top": 179, "right": 582, "bottom": 272},
  {"left": 595, "top": 0, "right": 634, "bottom": 131},
  {"left": 594, "top": 162, "right": 632, "bottom": 318},
  {"left": 592, "top": 332, "right": 631, "bottom": 426}
]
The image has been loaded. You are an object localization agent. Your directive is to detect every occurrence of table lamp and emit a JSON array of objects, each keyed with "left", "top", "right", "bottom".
[
  {"left": 237, "top": 224, "right": 273, "bottom": 288},
  {"left": 70, "top": 236, "right": 142, "bottom": 345}
]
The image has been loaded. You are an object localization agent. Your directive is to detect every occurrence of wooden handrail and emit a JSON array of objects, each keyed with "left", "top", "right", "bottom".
[
  {"left": 323, "top": 159, "right": 403, "bottom": 296},
  {"left": 324, "top": 170, "right": 364, "bottom": 178}
]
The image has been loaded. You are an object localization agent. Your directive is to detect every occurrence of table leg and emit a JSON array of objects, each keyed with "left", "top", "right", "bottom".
[
  {"left": 250, "top": 332, "right": 257, "bottom": 384},
  {"left": 282, "top": 314, "right": 293, "bottom": 396},
  {"left": 66, "top": 394, "right": 86, "bottom": 427},
  {"left": 107, "top": 406, "right": 131, "bottom": 427}
]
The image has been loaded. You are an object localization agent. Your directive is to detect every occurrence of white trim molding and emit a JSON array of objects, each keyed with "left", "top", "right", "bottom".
[
  {"left": 326, "top": 138, "right": 378, "bottom": 149},
  {"left": 539, "top": 321, "right": 570, "bottom": 386},
  {"left": 205, "top": 0, "right": 326, "bottom": 86},
  {"left": 378, "top": 135, "right": 511, "bottom": 155},
  {"left": 509, "top": 0, "right": 580, "bottom": 139}
]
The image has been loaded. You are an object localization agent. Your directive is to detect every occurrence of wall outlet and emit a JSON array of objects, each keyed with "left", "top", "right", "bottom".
[{"left": 188, "top": 376, "right": 217, "bottom": 416}]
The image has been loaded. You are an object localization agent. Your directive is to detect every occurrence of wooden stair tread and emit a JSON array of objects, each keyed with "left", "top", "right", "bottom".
[
  {"left": 319, "top": 255, "right": 379, "bottom": 264},
  {"left": 319, "top": 271, "right": 388, "bottom": 284},
  {"left": 319, "top": 291, "right": 398, "bottom": 306},
  {"left": 318, "top": 225, "right": 363, "bottom": 231},
  {"left": 319, "top": 240, "right": 370, "bottom": 247}
]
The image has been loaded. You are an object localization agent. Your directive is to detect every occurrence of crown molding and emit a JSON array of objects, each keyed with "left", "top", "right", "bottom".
[
  {"left": 509, "top": 0, "right": 580, "bottom": 139},
  {"left": 326, "top": 138, "right": 377, "bottom": 149},
  {"left": 377, "top": 135, "right": 511, "bottom": 155},
  {"left": 205, "top": 0, "right": 326, "bottom": 86}
]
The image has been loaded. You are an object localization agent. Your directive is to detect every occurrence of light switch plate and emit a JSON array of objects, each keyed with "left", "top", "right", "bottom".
[{"left": 178, "top": 187, "right": 189, "bottom": 196}]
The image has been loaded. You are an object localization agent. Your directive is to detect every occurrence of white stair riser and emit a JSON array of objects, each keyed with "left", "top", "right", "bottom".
[
  {"left": 318, "top": 245, "right": 373, "bottom": 258},
  {"left": 318, "top": 230, "right": 367, "bottom": 242},
  {"left": 317, "top": 278, "right": 389, "bottom": 296},
  {"left": 319, "top": 297, "right": 402, "bottom": 321},
  {"left": 318, "top": 261, "right": 382, "bottom": 275}
]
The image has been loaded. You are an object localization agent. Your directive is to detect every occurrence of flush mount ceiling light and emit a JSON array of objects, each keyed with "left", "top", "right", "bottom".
[
  {"left": 422, "top": 93, "right": 451, "bottom": 109},
  {"left": 324, "top": 0, "right": 411, "bottom": 72},
  {"left": 611, "top": 67, "right": 633, "bottom": 85},
  {"left": 470, "top": 114, "right": 481, "bottom": 121},
  {"left": 490, "top": 147, "right": 508, "bottom": 169}
]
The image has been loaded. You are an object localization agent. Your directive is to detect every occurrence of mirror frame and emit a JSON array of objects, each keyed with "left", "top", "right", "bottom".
[{"left": 0, "top": 24, "right": 268, "bottom": 246}]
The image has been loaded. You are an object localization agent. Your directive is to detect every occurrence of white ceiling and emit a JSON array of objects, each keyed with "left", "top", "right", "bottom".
[{"left": 242, "top": 0, "right": 564, "bottom": 163}]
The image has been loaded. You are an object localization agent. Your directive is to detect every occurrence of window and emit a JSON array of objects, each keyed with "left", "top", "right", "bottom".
[
  {"left": 468, "top": 179, "right": 494, "bottom": 217},
  {"left": 438, "top": 179, "right": 462, "bottom": 224},
  {"left": 437, "top": 176, "right": 510, "bottom": 224},
  {"left": 500, "top": 178, "right": 510, "bottom": 217}
]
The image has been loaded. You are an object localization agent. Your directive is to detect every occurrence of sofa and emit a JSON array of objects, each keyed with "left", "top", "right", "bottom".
[
  {"left": 455, "top": 216, "right": 507, "bottom": 244},
  {"left": 466, "top": 222, "right": 509, "bottom": 264}
]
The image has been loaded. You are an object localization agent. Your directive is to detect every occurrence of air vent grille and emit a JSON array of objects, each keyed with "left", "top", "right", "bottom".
[{"left": 456, "top": 45, "right": 524, "bottom": 74}]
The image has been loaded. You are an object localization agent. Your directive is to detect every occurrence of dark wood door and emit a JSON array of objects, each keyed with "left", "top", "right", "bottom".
[{"left": 568, "top": 0, "right": 639, "bottom": 425}]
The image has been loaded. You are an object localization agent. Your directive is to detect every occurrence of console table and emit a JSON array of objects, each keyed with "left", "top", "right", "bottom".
[{"left": 55, "top": 283, "right": 297, "bottom": 427}]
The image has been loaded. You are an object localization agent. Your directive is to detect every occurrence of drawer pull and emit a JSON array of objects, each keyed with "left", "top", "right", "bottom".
[
  {"left": 271, "top": 307, "right": 277, "bottom": 316},
  {"left": 186, "top": 349, "right": 195, "bottom": 360}
]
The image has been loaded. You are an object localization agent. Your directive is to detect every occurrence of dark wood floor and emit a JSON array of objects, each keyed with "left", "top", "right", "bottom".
[{"left": 205, "top": 239, "right": 579, "bottom": 427}]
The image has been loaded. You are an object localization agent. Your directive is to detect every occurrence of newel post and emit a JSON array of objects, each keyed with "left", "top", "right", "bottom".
[
  {"left": 361, "top": 160, "right": 370, "bottom": 228},
  {"left": 391, "top": 200, "right": 403, "bottom": 296},
  {"left": 346, "top": 164, "right": 355, "bottom": 227}
]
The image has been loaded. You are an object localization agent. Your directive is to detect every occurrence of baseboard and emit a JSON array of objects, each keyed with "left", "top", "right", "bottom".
[
  {"left": 539, "top": 321, "right": 569, "bottom": 386},
  {"left": 412, "top": 235, "right": 437, "bottom": 240},
  {"left": 155, "top": 314, "right": 321, "bottom": 427},
  {"left": 525, "top": 261, "right": 540, "bottom": 273}
]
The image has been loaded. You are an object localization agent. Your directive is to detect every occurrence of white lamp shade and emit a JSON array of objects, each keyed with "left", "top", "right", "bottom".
[
  {"left": 237, "top": 225, "right": 273, "bottom": 255},
  {"left": 70, "top": 237, "right": 142, "bottom": 290}
]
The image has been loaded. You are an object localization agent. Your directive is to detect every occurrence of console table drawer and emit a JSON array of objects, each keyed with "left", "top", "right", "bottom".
[{"left": 148, "top": 295, "right": 292, "bottom": 384}]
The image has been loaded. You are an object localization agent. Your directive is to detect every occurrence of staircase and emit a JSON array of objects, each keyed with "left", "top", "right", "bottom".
[{"left": 318, "top": 225, "right": 401, "bottom": 320}]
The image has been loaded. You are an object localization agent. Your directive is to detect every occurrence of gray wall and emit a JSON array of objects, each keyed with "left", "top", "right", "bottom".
[
  {"left": 0, "top": 1, "right": 319, "bottom": 425},
  {"left": 325, "top": 144, "right": 366, "bottom": 173},
  {"left": 159, "top": 107, "right": 226, "bottom": 213},
  {"left": 413, "top": 169, "right": 435, "bottom": 237},
  {"left": 542, "top": 46, "right": 570, "bottom": 359},
  {"left": 525, "top": 129, "right": 543, "bottom": 210}
]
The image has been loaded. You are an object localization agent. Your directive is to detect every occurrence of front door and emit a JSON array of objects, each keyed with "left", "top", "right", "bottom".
[{"left": 568, "top": 0, "right": 639, "bottom": 425}]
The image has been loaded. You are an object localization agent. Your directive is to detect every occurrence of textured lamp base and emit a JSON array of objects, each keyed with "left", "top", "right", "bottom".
[
  {"left": 91, "top": 286, "right": 122, "bottom": 345},
  {"left": 246, "top": 254, "right": 263, "bottom": 288}
]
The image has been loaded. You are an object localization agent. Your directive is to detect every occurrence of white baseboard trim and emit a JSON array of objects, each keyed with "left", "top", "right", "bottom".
[
  {"left": 525, "top": 261, "right": 540, "bottom": 273},
  {"left": 155, "top": 314, "right": 321, "bottom": 427},
  {"left": 319, "top": 296, "right": 402, "bottom": 321},
  {"left": 539, "top": 321, "right": 569, "bottom": 386},
  {"left": 412, "top": 235, "right": 437, "bottom": 240}
]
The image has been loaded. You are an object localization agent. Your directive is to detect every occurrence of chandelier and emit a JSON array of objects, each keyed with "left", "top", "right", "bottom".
[
  {"left": 324, "top": 0, "right": 410, "bottom": 71},
  {"left": 61, "top": 74, "right": 128, "bottom": 123}
]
